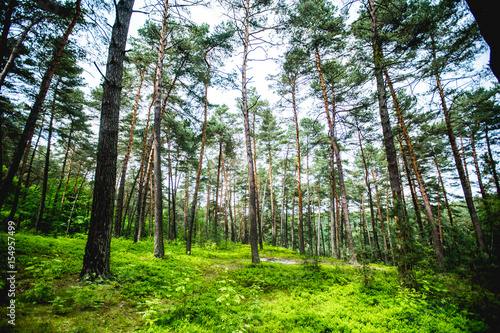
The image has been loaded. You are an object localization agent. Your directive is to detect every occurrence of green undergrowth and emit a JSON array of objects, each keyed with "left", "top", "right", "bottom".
[{"left": 0, "top": 233, "right": 497, "bottom": 332}]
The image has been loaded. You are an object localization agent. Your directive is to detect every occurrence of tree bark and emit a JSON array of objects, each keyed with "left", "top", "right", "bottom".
[
  {"left": 152, "top": 0, "right": 170, "bottom": 259},
  {"left": 329, "top": 141, "right": 338, "bottom": 259},
  {"left": 80, "top": 0, "right": 134, "bottom": 280},
  {"left": 367, "top": 0, "right": 413, "bottom": 283},
  {"left": 241, "top": 0, "right": 259, "bottom": 264}
]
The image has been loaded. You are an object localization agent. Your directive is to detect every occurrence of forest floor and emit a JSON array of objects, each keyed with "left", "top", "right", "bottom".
[{"left": 0, "top": 233, "right": 498, "bottom": 332}]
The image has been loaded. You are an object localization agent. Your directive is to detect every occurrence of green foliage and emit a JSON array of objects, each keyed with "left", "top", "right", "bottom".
[
  {"left": 4, "top": 233, "right": 495, "bottom": 332},
  {"left": 22, "top": 257, "right": 64, "bottom": 303}
]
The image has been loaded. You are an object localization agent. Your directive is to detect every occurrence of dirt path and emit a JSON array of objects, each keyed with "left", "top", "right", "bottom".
[{"left": 260, "top": 257, "right": 392, "bottom": 271}]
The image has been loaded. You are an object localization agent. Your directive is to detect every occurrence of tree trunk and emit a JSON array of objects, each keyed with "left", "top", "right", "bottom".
[
  {"left": 25, "top": 119, "right": 45, "bottom": 193},
  {"left": 398, "top": 133, "right": 426, "bottom": 243},
  {"left": 372, "top": 169, "right": 389, "bottom": 263},
  {"left": 205, "top": 158, "right": 211, "bottom": 240},
  {"left": 357, "top": 127, "right": 381, "bottom": 259},
  {"left": 7, "top": 132, "right": 32, "bottom": 224},
  {"left": 471, "top": 132, "right": 486, "bottom": 200},
  {"left": 35, "top": 101, "right": 56, "bottom": 234},
  {"left": 306, "top": 139, "right": 314, "bottom": 254},
  {"left": 115, "top": 69, "right": 144, "bottom": 238},
  {"left": 66, "top": 170, "right": 89, "bottom": 235},
  {"left": 134, "top": 100, "right": 153, "bottom": 242},
  {"left": 122, "top": 169, "right": 139, "bottom": 236},
  {"left": 214, "top": 139, "right": 223, "bottom": 242},
  {"left": 315, "top": 46, "right": 356, "bottom": 263},
  {"left": 222, "top": 155, "right": 234, "bottom": 242},
  {"left": 80, "top": 0, "right": 134, "bottom": 280},
  {"left": 268, "top": 148, "right": 276, "bottom": 246},
  {"left": 291, "top": 188, "right": 295, "bottom": 252},
  {"left": 317, "top": 182, "right": 321, "bottom": 256},
  {"left": 485, "top": 125, "right": 500, "bottom": 198},
  {"left": 187, "top": 50, "right": 211, "bottom": 254},
  {"left": 280, "top": 144, "right": 289, "bottom": 247},
  {"left": 59, "top": 148, "right": 76, "bottom": 213},
  {"left": 285, "top": 194, "right": 289, "bottom": 248},
  {"left": 260, "top": 175, "right": 268, "bottom": 243},
  {"left": 433, "top": 157, "right": 454, "bottom": 227},
  {"left": 435, "top": 70, "right": 487, "bottom": 252},
  {"left": 329, "top": 141, "right": 338, "bottom": 259},
  {"left": 252, "top": 109, "right": 263, "bottom": 250},
  {"left": 437, "top": 184, "right": 443, "bottom": 245},
  {"left": 367, "top": 0, "right": 413, "bottom": 283},
  {"left": 241, "top": 0, "right": 259, "bottom": 264},
  {"left": 183, "top": 166, "right": 189, "bottom": 241},
  {"left": 386, "top": 184, "right": 395, "bottom": 265},
  {"left": 231, "top": 161, "right": 237, "bottom": 242},
  {"left": 51, "top": 123, "right": 74, "bottom": 215},
  {"left": 291, "top": 77, "right": 305, "bottom": 254},
  {"left": 460, "top": 136, "right": 471, "bottom": 189},
  {"left": 152, "top": 0, "right": 170, "bottom": 259},
  {"left": 139, "top": 145, "right": 153, "bottom": 240},
  {"left": 362, "top": 193, "right": 372, "bottom": 248},
  {"left": 384, "top": 69, "right": 444, "bottom": 268}
]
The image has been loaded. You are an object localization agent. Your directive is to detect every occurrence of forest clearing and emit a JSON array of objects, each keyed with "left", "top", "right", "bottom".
[
  {"left": 1, "top": 0, "right": 500, "bottom": 331},
  {"left": 1, "top": 234, "right": 498, "bottom": 332}
]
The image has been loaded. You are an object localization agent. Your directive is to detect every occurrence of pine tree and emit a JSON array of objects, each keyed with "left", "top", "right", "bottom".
[{"left": 80, "top": 0, "right": 135, "bottom": 280}]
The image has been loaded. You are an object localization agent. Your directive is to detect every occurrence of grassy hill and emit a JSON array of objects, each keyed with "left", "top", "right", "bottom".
[{"left": 0, "top": 233, "right": 497, "bottom": 332}]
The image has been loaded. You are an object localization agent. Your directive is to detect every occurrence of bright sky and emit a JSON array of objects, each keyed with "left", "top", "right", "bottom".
[{"left": 81, "top": 0, "right": 281, "bottom": 118}]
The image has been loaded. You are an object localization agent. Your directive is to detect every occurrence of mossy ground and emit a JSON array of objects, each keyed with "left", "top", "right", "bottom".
[{"left": 0, "top": 233, "right": 497, "bottom": 332}]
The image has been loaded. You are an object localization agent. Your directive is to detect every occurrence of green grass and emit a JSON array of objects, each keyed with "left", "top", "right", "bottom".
[{"left": 0, "top": 233, "right": 496, "bottom": 332}]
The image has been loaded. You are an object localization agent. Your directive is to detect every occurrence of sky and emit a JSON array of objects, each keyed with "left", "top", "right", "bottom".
[{"left": 81, "top": 0, "right": 282, "bottom": 117}]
